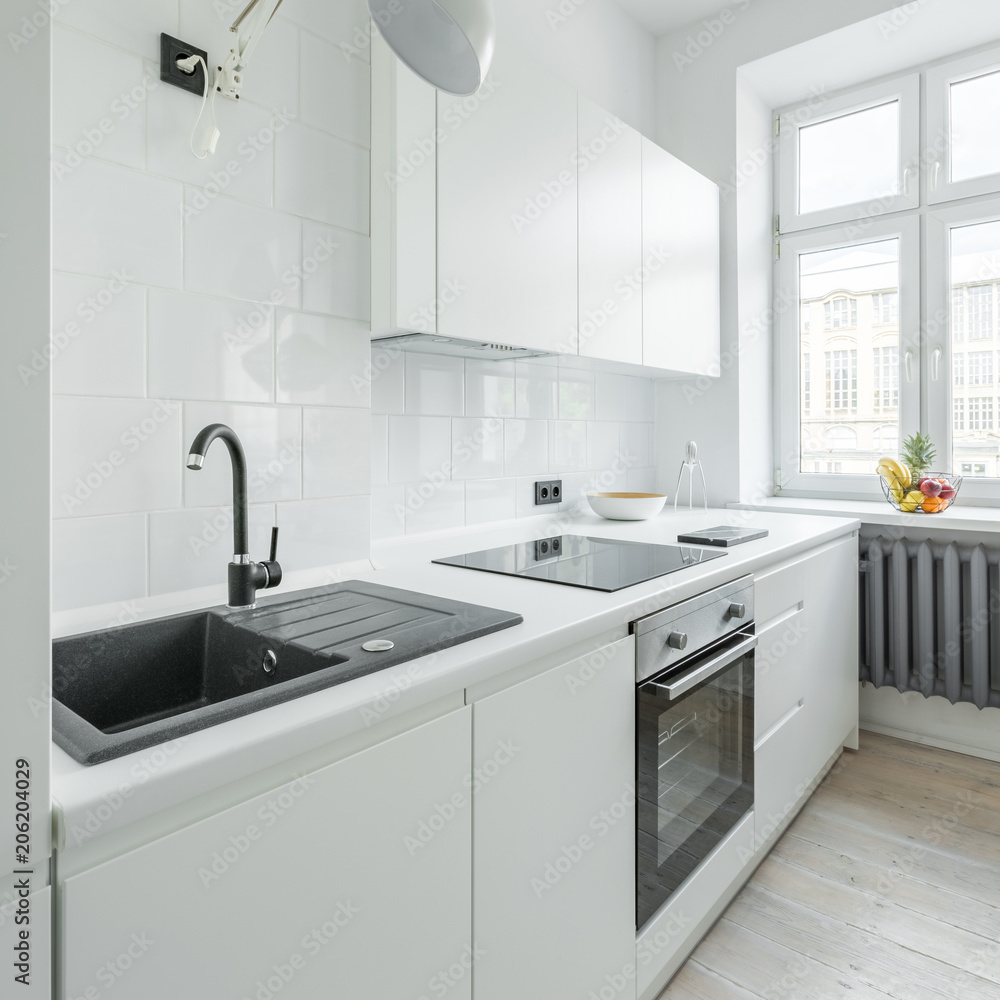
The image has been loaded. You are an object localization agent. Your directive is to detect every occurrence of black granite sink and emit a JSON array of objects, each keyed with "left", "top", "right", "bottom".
[{"left": 53, "top": 581, "right": 522, "bottom": 765}]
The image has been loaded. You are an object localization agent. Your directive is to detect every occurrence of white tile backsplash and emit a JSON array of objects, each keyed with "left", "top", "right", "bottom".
[
  {"left": 276, "top": 310, "right": 371, "bottom": 406},
  {"left": 52, "top": 272, "right": 146, "bottom": 397},
  {"left": 303, "top": 407, "right": 370, "bottom": 498},
  {"left": 300, "top": 221, "right": 371, "bottom": 321},
  {"left": 55, "top": 0, "right": 177, "bottom": 59},
  {"left": 276, "top": 496, "right": 370, "bottom": 569},
  {"left": 379, "top": 354, "right": 656, "bottom": 538},
  {"left": 300, "top": 31, "right": 371, "bottom": 147},
  {"left": 281, "top": 0, "right": 370, "bottom": 49}
]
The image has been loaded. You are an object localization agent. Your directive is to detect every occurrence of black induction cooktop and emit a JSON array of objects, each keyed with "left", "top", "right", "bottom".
[{"left": 432, "top": 534, "right": 727, "bottom": 592}]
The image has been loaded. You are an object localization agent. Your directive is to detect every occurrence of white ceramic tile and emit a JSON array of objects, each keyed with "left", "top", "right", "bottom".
[
  {"left": 452, "top": 417, "right": 505, "bottom": 480},
  {"left": 184, "top": 192, "right": 301, "bottom": 306},
  {"left": 52, "top": 514, "right": 147, "bottom": 611},
  {"left": 404, "top": 481, "right": 465, "bottom": 535},
  {"left": 56, "top": 0, "right": 178, "bottom": 60},
  {"left": 275, "top": 123, "right": 369, "bottom": 233},
  {"left": 371, "top": 484, "right": 405, "bottom": 540},
  {"left": 465, "top": 359, "right": 515, "bottom": 418},
  {"left": 587, "top": 465, "right": 628, "bottom": 494},
  {"left": 503, "top": 419, "right": 548, "bottom": 477},
  {"left": 176, "top": 3, "right": 299, "bottom": 115},
  {"left": 405, "top": 354, "right": 464, "bottom": 416},
  {"left": 587, "top": 422, "right": 620, "bottom": 472},
  {"left": 371, "top": 414, "right": 388, "bottom": 486},
  {"left": 627, "top": 467, "right": 656, "bottom": 493},
  {"left": 300, "top": 30, "right": 370, "bottom": 147},
  {"left": 149, "top": 504, "right": 275, "bottom": 595},
  {"left": 594, "top": 371, "right": 628, "bottom": 422},
  {"left": 300, "top": 221, "right": 371, "bottom": 320},
  {"left": 303, "top": 407, "right": 370, "bottom": 498},
  {"left": 276, "top": 310, "right": 371, "bottom": 406},
  {"left": 387, "top": 416, "right": 451, "bottom": 483},
  {"left": 626, "top": 377, "right": 655, "bottom": 422},
  {"left": 53, "top": 396, "right": 182, "bottom": 518},
  {"left": 146, "top": 84, "right": 280, "bottom": 207},
  {"left": 621, "top": 423, "right": 652, "bottom": 469},
  {"left": 53, "top": 159, "right": 182, "bottom": 286},
  {"left": 370, "top": 344, "right": 405, "bottom": 414},
  {"left": 148, "top": 289, "right": 273, "bottom": 403},
  {"left": 556, "top": 472, "right": 593, "bottom": 513},
  {"left": 276, "top": 496, "right": 370, "bottom": 569},
  {"left": 52, "top": 28, "right": 146, "bottom": 171},
  {"left": 559, "top": 370, "right": 595, "bottom": 420},
  {"left": 549, "top": 421, "right": 587, "bottom": 472},
  {"left": 183, "top": 403, "right": 302, "bottom": 506},
  {"left": 466, "top": 479, "right": 515, "bottom": 525},
  {"left": 51, "top": 272, "right": 146, "bottom": 397},
  {"left": 281, "top": 0, "right": 370, "bottom": 50},
  {"left": 514, "top": 362, "right": 558, "bottom": 420}
]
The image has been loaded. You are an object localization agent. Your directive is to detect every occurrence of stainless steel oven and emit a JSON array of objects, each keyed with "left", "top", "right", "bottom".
[{"left": 633, "top": 576, "right": 755, "bottom": 929}]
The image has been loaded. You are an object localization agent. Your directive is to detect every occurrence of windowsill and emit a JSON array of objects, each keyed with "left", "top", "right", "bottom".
[{"left": 728, "top": 496, "right": 1000, "bottom": 535}]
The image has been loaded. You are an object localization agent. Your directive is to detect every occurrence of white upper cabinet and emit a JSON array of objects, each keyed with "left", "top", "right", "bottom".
[
  {"left": 436, "top": 44, "right": 579, "bottom": 354},
  {"left": 641, "top": 137, "right": 720, "bottom": 375},
  {"left": 578, "top": 96, "right": 643, "bottom": 366}
]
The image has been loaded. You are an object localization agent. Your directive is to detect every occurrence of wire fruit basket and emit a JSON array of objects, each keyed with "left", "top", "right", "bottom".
[{"left": 880, "top": 472, "right": 962, "bottom": 514}]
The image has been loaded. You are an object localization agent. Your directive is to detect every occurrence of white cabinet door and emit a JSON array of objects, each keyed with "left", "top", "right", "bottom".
[
  {"left": 61, "top": 709, "right": 472, "bottom": 1000},
  {"left": 641, "top": 138, "right": 720, "bottom": 374},
  {"left": 472, "top": 637, "right": 636, "bottom": 1000},
  {"left": 437, "top": 45, "right": 578, "bottom": 353},
  {"left": 578, "top": 97, "right": 643, "bottom": 365}
]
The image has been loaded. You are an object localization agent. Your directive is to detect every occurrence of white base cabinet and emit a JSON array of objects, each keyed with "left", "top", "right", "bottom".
[
  {"left": 61, "top": 709, "right": 473, "bottom": 1000},
  {"left": 471, "top": 636, "right": 636, "bottom": 1000}
]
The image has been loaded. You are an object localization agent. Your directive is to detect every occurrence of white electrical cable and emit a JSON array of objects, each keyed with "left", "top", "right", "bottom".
[{"left": 176, "top": 54, "right": 220, "bottom": 159}]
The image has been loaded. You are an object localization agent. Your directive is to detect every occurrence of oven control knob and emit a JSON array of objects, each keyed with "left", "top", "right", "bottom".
[
  {"left": 666, "top": 631, "right": 688, "bottom": 650},
  {"left": 728, "top": 602, "right": 747, "bottom": 619}
]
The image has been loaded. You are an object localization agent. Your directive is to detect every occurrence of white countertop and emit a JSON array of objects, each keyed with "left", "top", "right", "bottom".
[{"left": 51, "top": 506, "right": 859, "bottom": 851}]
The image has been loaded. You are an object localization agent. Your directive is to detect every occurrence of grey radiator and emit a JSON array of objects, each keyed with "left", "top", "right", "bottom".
[{"left": 860, "top": 535, "right": 1000, "bottom": 709}]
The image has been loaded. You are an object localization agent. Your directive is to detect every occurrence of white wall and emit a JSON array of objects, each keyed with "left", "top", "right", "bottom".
[
  {"left": 652, "top": 0, "right": 899, "bottom": 505},
  {"left": 371, "top": 353, "right": 656, "bottom": 539}
]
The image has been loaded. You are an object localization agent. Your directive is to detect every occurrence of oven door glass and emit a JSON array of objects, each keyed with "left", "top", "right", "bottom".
[{"left": 636, "top": 630, "right": 754, "bottom": 929}]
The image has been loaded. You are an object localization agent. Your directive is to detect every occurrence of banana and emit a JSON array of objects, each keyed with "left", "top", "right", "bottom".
[{"left": 877, "top": 457, "right": 909, "bottom": 487}]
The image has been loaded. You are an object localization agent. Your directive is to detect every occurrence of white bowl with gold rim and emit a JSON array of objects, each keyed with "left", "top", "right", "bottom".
[{"left": 586, "top": 492, "right": 668, "bottom": 521}]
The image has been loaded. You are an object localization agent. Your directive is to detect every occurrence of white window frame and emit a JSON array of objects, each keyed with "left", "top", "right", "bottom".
[
  {"left": 926, "top": 197, "right": 1000, "bottom": 503},
  {"left": 927, "top": 47, "right": 1000, "bottom": 204},
  {"left": 776, "top": 215, "right": 920, "bottom": 499},
  {"left": 778, "top": 75, "right": 920, "bottom": 234}
]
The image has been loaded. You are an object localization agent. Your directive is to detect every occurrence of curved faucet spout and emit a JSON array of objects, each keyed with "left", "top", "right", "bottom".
[{"left": 187, "top": 423, "right": 249, "bottom": 557}]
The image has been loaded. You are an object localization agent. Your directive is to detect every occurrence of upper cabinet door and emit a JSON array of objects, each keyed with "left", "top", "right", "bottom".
[
  {"left": 642, "top": 138, "right": 721, "bottom": 375},
  {"left": 578, "top": 97, "right": 643, "bottom": 365},
  {"left": 437, "top": 45, "right": 578, "bottom": 354}
]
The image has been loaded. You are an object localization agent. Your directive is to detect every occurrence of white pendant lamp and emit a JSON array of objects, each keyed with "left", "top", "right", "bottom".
[{"left": 367, "top": 0, "right": 496, "bottom": 95}]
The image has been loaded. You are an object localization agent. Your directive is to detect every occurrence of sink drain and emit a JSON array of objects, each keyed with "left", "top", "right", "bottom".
[
  {"left": 362, "top": 639, "right": 395, "bottom": 652},
  {"left": 262, "top": 649, "right": 277, "bottom": 674}
]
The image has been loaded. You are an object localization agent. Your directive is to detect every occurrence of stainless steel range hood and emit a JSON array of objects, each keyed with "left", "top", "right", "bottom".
[{"left": 371, "top": 332, "right": 552, "bottom": 361}]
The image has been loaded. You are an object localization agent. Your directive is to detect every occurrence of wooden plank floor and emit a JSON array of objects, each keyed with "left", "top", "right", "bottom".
[{"left": 658, "top": 732, "right": 1000, "bottom": 1000}]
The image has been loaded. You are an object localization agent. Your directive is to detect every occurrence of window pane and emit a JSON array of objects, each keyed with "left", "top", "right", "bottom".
[
  {"left": 798, "top": 102, "right": 900, "bottom": 215},
  {"left": 951, "top": 221, "right": 1000, "bottom": 477},
  {"left": 950, "top": 70, "right": 1000, "bottom": 183},
  {"left": 799, "top": 238, "right": 900, "bottom": 474}
]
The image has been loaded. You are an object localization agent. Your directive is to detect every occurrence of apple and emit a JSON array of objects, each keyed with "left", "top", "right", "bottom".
[
  {"left": 920, "top": 478, "right": 943, "bottom": 497},
  {"left": 939, "top": 483, "right": 957, "bottom": 501}
]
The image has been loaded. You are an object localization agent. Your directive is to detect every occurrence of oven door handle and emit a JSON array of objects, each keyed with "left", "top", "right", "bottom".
[{"left": 650, "top": 632, "right": 757, "bottom": 701}]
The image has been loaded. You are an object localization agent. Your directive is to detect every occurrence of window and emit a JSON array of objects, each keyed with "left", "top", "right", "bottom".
[
  {"left": 873, "top": 346, "right": 899, "bottom": 410},
  {"left": 873, "top": 292, "right": 898, "bottom": 324},
  {"left": 825, "top": 350, "right": 857, "bottom": 412},
  {"left": 968, "top": 351, "right": 994, "bottom": 385},
  {"left": 779, "top": 45, "right": 1000, "bottom": 500},
  {"left": 802, "top": 353, "right": 811, "bottom": 411},
  {"left": 968, "top": 396, "right": 994, "bottom": 431},
  {"left": 825, "top": 297, "right": 857, "bottom": 330}
]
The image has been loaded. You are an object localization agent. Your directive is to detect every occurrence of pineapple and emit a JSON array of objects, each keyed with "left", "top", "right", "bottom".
[{"left": 901, "top": 433, "right": 937, "bottom": 478}]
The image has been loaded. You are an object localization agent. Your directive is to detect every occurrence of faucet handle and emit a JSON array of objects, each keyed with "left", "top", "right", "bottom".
[{"left": 261, "top": 526, "right": 282, "bottom": 590}]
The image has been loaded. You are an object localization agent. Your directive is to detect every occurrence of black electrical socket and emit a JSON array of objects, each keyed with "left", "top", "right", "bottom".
[
  {"left": 160, "top": 33, "right": 209, "bottom": 97},
  {"left": 534, "top": 479, "right": 562, "bottom": 505},
  {"left": 533, "top": 536, "right": 563, "bottom": 562}
]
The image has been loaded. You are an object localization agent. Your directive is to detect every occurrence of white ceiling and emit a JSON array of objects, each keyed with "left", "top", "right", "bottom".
[{"left": 612, "top": 0, "right": 735, "bottom": 36}]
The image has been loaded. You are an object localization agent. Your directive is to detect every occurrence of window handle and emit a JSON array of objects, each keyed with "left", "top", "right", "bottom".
[
  {"left": 903, "top": 164, "right": 916, "bottom": 197},
  {"left": 904, "top": 350, "right": 914, "bottom": 383},
  {"left": 931, "top": 160, "right": 941, "bottom": 192},
  {"left": 931, "top": 347, "right": 943, "bottom": 381}
]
